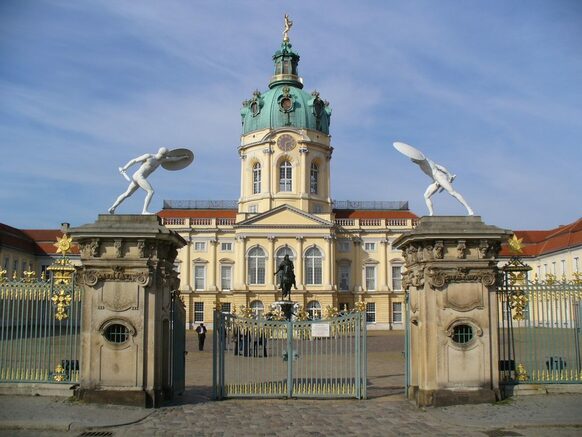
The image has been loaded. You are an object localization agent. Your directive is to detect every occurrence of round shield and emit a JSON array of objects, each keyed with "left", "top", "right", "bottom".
[
  {"left": 393, "top": 142, "right": 426, "bottom": 161},
  {"left": 161, "top": 148, "right": 194, "bottom": 171}
]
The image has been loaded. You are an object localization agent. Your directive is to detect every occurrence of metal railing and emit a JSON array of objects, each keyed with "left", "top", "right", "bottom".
[
  {"left": 332, "top": 200, "right": 408, "bottom": 210},
  {"left": 163, "top": 200, "right": 238, "bottom": 209},
  {"left": 213, "top": 311, "right": 367, "bottom": 399},
  {"left": 0, "top": 269, "right": 82, "bottom": 384},
  {"left": 498, "top": 261, "right": 582, "bottom": 384}
]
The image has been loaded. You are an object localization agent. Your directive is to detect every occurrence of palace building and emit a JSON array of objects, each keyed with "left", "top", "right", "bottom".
[{"left": 158, "top": 27, "right": 417, "bottom": 329}]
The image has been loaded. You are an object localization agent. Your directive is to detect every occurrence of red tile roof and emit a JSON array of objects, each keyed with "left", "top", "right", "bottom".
[
  {"left": 1, "top": 224, "right": 79, "bottom": 256},
  {"left": 500, "top": 217, "right": 582, "bottom": 257}
]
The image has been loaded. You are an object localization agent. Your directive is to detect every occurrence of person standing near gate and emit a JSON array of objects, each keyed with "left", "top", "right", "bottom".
[{"left": 196, "top": 323, "right": 207, "bottom": 351}]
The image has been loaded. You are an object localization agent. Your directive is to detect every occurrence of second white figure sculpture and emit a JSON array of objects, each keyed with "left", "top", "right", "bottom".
[
  {"left": 108, "top": 147, "right": 194, "bottom": 215},
  {"left": 393, "top": 142, "right": 474, "bottom": 216}
]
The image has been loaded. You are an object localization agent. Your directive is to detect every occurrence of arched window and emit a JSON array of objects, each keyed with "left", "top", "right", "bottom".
[
  {"left": 248, "top": 247, "right": 266, "bottom": 284},
  {"left": 310, "top": 162, "right": 319, "bottom": 194},
  {"left": 307, "top": 301, "right": 322, "bottom": 320},
  {"left": 252, "top": 162, "right": 261, "bottom": 194},
  {"left": 250, "top": 300, "right": 264, "bottom": 318},
  {"left": 279, "top": 161, "right": 292, "bottom": 192},
  {"left": 305, "top": 246, "right": 323, "bottom": 285}
]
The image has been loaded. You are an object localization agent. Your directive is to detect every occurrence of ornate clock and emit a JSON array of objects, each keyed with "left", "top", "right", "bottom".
[{"left": 277, "top": 134, "right": 296, "bottom": 152}]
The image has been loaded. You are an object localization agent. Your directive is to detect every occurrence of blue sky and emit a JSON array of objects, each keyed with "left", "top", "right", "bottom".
[{"left": 1, "top": 0, "right": 581, "bottom": 230}]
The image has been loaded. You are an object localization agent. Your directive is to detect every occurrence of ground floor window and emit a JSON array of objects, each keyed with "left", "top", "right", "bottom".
[
  {"left": 366, "top": 302, "right": 376, "bottom": 323},
  {"left": 194, "top": 302, "right": 204, "bottom": 322},
  {"left": 250, "top": 300, "right": 264, "bottom": 317},
  {"left": 392, "top": 302, "right": 402, "bottom": 323},
  {"left": 307, "top": 300, "right": 322, "bottom": 320},
  {"left": 221, "top": 302, "right": 231, "bottom": 314}
]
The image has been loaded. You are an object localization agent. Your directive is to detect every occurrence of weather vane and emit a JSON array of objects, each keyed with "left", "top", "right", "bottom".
[{"left": 283, "top": 14, "right": 293, "bottom": 42}]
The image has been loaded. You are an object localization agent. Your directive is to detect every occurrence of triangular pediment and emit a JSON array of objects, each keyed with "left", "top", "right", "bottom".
[{"left": 236, "top": 204, "right": 333, "bottom": 228}]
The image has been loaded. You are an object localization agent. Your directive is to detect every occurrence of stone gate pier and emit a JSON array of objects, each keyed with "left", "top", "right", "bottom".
[
  {"left": 394, "top": 216, "right": 511, "bottom": 407},
  {"left": 70, "top": 214, "right": 185, "bottom": 407}
]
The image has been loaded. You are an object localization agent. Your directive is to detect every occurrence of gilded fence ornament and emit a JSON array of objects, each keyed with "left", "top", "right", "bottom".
[
  {"left": 509, "top": 289, "right": 528, "bottom": 321},
  {"left": 0, "top": 269, "right": 6, "bottom": 283},
  {"left": 52, "top": 288, "right": 72, "bottom": 320},
  {"left": 294, "top": 305, "right": 309, "bottom": 321},
  {"left": 354, "top": 300, "right": 366, "bottom": 313},
  {"left": 508, "top": 234, "right": 524, "bottom": 255},
  {"left": 516, "top": 363, "right": 529, "bottom": 381},
  {"left": 23, "top": 270, "right": 36, "bottom": 282},
  {"left": 53, "top": 364, "right": 66, "bottom": 382},
  {"left": 323, "top": 305, "right": 339, "bottom": 319}
]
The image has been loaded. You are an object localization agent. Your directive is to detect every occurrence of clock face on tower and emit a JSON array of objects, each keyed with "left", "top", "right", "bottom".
[{"left": 277, "top": 134, "right": 296, "bottom": 152}]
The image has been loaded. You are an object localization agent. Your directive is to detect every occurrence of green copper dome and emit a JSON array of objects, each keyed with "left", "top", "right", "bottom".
[{"left": 241, "top": 41, "right": 332, "bottom": 135}]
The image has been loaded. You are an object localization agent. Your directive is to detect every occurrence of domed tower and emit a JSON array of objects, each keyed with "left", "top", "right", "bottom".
[{"left": 237, "top": 17, "right": 333, "bottom": 218}]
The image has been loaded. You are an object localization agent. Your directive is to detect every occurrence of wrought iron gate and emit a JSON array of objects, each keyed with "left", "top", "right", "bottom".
[
  {"left": 212, "top": 311, "right": 367, "bottom": 399},
  {"left": 0, "top": 238, "right": 82, "bottom": 384},
  {"left": 498, "top": 257, "right": 582, "bottom": 384}
]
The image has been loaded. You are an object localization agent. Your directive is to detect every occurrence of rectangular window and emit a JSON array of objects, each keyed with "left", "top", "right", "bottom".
[
  {"left": 543, "top": 264, "right": 547, "bottom": 276},
  {"left": 392, "top": 266, "right": 403, "bottom": 291},
  {"left": 248, "top": 205, "right": 258, "bottom": 213},
  {"left": 221, "top": 303, "right": 231, "bottom": 314},
  {"left": 220, "top": 265, "right": 232, "bottom": 291},
  {"left": 21, "top": 261, "right": 27, "bottom": 274},
  {"left": 561, "top": 259, "right": 566, "bottom": 277},
  {"left": 194, "top": 241, "right": 206, "bottom": 252},
  {"left": 12, "top": 259, "right": 18, "bottom": 276},
  {"left": 221, "top": 242, "right": 233, "bottom": 252},
  {"left": 3, "top": 257, "right": 8, "bottom": 270},
  {"left": 575, "top": 257, "right": 580, "bottom": 273},
  {"left": 338, "top": 264, "right": 350, "bottom": 291},
  {"left": 365, "top": 266, "right": 376, "bottom": 291},
  {"left": 364, "top": 242, "right": 376, "bottom": 252},
  {"left": 392, "top": 302, "right": 403, "bottom": 323},
  {"left": 366, "top": 303, "right": 376, "bottom": 323},
  {"left": 194, "top": 265, "right": 205, "bottom": 290},
  {"left": 337, "top": 240, "right": 350, "bottom": 252},
  {"left": 536, "top": 265, "right": 541, "bottom": 278},
  {"left": 194, "top": 302, "right": 204, "bottom": 322}
]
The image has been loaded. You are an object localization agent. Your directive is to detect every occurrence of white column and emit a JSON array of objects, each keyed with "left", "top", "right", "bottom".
[
  {"left": 268, "top": 236, "right": 276, "bottom": 289},
  {"left": 295, "top": 236, "right": 304, "bottom": 289},
  {"left": 209, "top": 239, "right": 218, "bottom": 291}
]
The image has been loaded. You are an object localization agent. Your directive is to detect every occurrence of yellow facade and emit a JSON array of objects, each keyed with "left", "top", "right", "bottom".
[{"left": 160, "top": 28, "right": 416, "bottom": 330}]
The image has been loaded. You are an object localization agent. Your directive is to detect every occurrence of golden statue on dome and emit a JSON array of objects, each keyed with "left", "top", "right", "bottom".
[{"left": 283, "top": 14, "right": 293, "bottom": 42}]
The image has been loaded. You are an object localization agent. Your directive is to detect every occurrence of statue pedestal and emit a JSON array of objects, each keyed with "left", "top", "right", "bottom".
[
  {"left": 70, "top": 214, "right": 186, "bottom": 407},
  {"left": 394, "top": 216, "right": 511, "bottom": 407},
  {"left": 272, "top": 301, "right": 296, "bottom": 320}
]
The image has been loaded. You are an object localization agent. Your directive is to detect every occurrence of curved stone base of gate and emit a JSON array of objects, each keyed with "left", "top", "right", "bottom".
[
  {"left": 410, "top": 387, "right": 500, "bottom": 407},
  {"left": 76, "top": 387, "right": 166, "bottom": 408}
]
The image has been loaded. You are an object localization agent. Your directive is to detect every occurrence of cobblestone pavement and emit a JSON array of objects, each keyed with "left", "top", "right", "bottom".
[{"left": 1, "top": 331, "right": 582, "bottom": 436}]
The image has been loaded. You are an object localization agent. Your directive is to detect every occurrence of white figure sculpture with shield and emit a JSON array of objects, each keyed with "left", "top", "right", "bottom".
[
  {"left": 393, "top": 142, "right": 474, "bottom": 216},
  {"left": 108, "top": 147, "right": 194, "bottom": 215}
]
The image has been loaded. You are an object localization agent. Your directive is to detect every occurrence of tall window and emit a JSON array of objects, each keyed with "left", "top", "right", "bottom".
[
  {"left": 307, "top": 301, "right": 322, "bottom": 320},
  {"left": 194, "top": 241, "right": 206, "bottom": 251},
  {"left": 194, "top": 265, "right": 205, "bottom": 290},
  {"left": 194, "top": 302, "right": 204, "bottom": 322},
  {"left": 252, "top": 162, "right": 261, "bottom": 194},
  {"left": 366, "top": 303, "right": 376, "bottom": 323},
  {"left": 220, "top": 265, "right": 232, "bottom": 291},
  {"left": 248, "top": 246, "right": 266, "bottom": 284},
  {"left": 279, "top": 161, "right": 292, "bottom": 192},
  {"left": 392, "top": 302, "right": 403, "bottom": 324},
  {"left": 338, "top": 264, "right": 350, "bottom": 291},
  {"left": 561, "top": 259, "right": 566, "bottom": 277},
  {"left": 305, "top": 246, "right": 323, "bottom": 285},
  {"left": 575, "top": 257, "right": 580, "bottom": 273},
  {"left": 221, "top": 303, "right": 231, "bottom": 314},
  {"left": 365, "top": 265, "right": 376, "bottom": 291},
  {"left": 310, "top": 162, "right": 319, "bottom": 194},
  {"left": 250, "top": 300, "right": 264, "bottom": 317},
  {"left": 392, "top": 265, "right": 403, "bottom": 291}
]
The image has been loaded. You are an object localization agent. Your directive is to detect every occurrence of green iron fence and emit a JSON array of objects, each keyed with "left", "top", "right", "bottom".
[
  {"left": 0, "top": 252, "right": 82, "bottom": 384},
  {"left": 213, "top": 310, "right": 367, "bottom": 399},
  {"left": 498, "top": 258, "right": 582, "bottom": 384}
]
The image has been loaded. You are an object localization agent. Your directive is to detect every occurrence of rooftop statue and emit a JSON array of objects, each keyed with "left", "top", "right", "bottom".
[
  {"left": 393, "top": 141, "right": 474, "bottom": 216},
  {"left": 108, "top": 147, "right": 193, "bottom": 215},
  {"left": 283, "top": 14, "right": 293, "bottom": 42}
]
